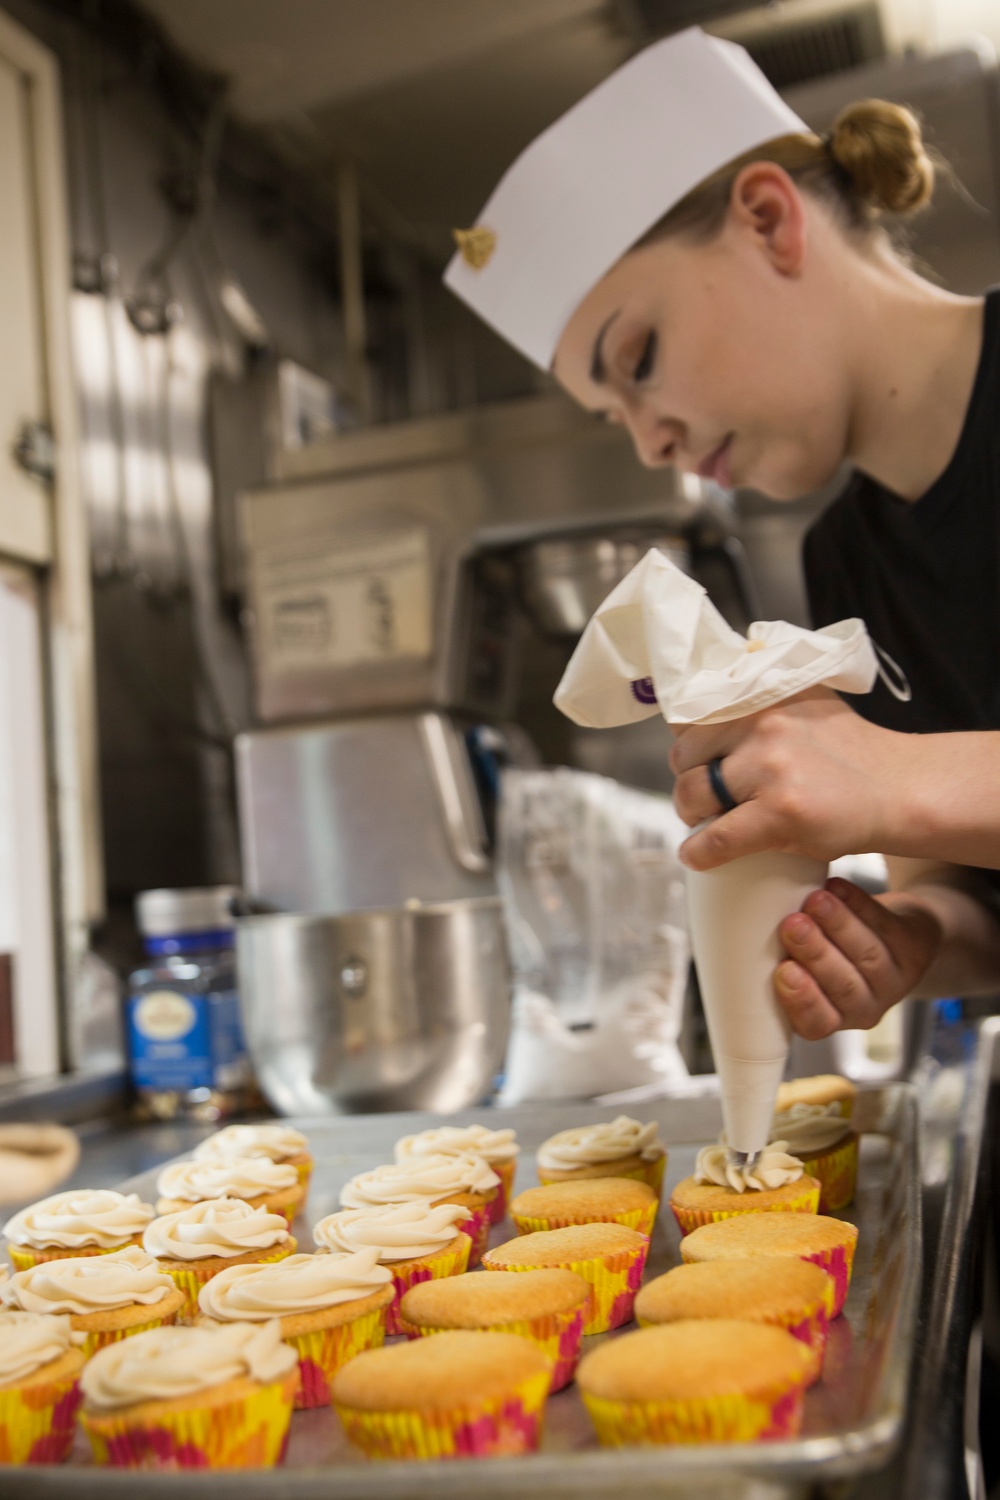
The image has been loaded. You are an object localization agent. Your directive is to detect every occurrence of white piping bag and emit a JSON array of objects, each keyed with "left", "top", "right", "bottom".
[{"left": 554, "top": 549, "right": 879, "bottom": 1159}]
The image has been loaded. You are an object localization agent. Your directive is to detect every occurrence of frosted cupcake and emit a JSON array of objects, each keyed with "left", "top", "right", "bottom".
[
  {"left": 770, "top": 1104, "right": 859, "bottom": 1213},
  {"left": 332, "top": 1330, "right": 552, "bottom": 1460},
  {"left": 143, "top": 1198, "right": 296, "bottom": 1318},
  {"left": 198, "top": 1248, "right": 393, "bottom": 1409},
  {"left": 0, "top": 1312, "right": 85, "bottom": 1463},
  {"left": 340, "top": 1153, "right": 499, "bottom": 1266},
  {"left": 776, "top": 1074, "right": 857, "bottom": 1118},
  {"left": 194, "top": 1124, "right": 313, "bottom": 1193},
  {"left": 1, "top": 1246, "right": 185, "bottom": 1358},
  {"left": 669, "top": 1143, "right": 820, "bottom": 1235},
  {"left": 510, "top": 1178, "right": 657, "bottom": 1237},
  {"left": 578, "top": 1321, "right": 815, "bottom": 1445},
  {"left": 3, "top": 1189, "right": 154, "bottom": 1271},
  {"left": 680, "top": 1211, "right": 859, "bottom": 1317},
  {"left": 395, "top": 1125, "right": 519, "bottom": 1223},
  {"left": 483, "top": 1223, "right": 649, "bottom": 1334},
  {"left": 80, "top": 1321, "right": 297, "bottom": 1469},
  {"left": 313, "top": 1201, "right": 472, "bottom": 1334},
  {"left": 536, "top": 1116, "right": 666, "bottom": 1198},
  {"left": 156, "top": 1157, "right": 304, "bottom": 1224}
]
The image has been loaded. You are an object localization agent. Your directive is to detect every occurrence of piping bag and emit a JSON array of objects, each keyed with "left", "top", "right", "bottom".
[{"left": 554, "top": 549, "right": 879, "bottom": 1164}]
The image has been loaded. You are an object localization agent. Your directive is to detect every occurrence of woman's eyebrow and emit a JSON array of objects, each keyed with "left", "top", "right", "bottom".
[{"left": 590, "top": 311, "right": 621, "bottom": 384}]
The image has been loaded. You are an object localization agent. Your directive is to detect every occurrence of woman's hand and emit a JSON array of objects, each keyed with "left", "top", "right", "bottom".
[{"left": 774, "top": 876, "right": 942, "bottom": 1039}]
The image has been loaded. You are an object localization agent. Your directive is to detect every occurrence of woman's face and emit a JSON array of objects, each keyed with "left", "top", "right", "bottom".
[{"left": 552, "top": 172, "right": 855, "bottom": 500}]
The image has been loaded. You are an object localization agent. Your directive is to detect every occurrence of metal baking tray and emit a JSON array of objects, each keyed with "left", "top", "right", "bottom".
[{"left": 8, "top": 1084, "right": 920, "bottom": 1500}]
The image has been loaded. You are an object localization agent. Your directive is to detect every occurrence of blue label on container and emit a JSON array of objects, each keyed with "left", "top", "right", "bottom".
[{"left": 127, "top": 987, "right": 247, "bottom": 1093}]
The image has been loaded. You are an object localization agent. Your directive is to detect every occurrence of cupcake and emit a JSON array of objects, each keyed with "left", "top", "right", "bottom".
[
  {"left": 156, "top": 1157, "right": 304, "bottom": 1224},
  {"left": 3, "top": 1189, "right": 154, "bottom": 1271},
  {"left": 331, "top": 1330, "right": 552, "bottom": 1460},
  {"left": 1, "top": 1246, "right": 186, "bottom": 1358},
  {"left": 80, "top": 1321, "right": 297, "bottom": 1469},
  {"left": 340, "top": 1153, "right": 499, "bottom": 1267},
  {"left": 680, "top": 1211, "right": 859, "bottom": 1317},
  {"left": 483, "top": 1223, "right": 649, "bottom": 1334},
  {"left": 0, "top": 1312, "right": 85, "bottom": 1463},
  {"left": 510, "top": 1178, "right": 657, "bottom": 1237},
  {"left": 197, "top": 1249, "right": 394, "bottom": 1409},
  {"left": 194, "top": 1124, "right": 313, "bottom": 1193},
  {"left": 536, "top": 1116, "right": 666, "bottom": 1197},
  {"left": 143, "top": 1198, "right": 296, "bottom": 1318},
  {"left": 313, "top": 1201, "right": 472, "bottom": 1334},
  {"left": 394, "top": 1125, "right": 519, "bottom": 1224},
  {"left": 770, "top": 1104, "right": 859, "bottom": 1212},
  {"left": 634, "top": 1259, "right": 835, "bottom": 1383},
  {"left": 669, "top": 1142, "right": 820, "bottom": 1235},
  {"left": 399, "top": 1268, "right": 589, "bottom": 1393},
  {"left": 776, "top": 1074, "right": 856, "bottom": 1118},
  {"left": 578, "top": 1321, "right": 815, "bottom": 1445}
]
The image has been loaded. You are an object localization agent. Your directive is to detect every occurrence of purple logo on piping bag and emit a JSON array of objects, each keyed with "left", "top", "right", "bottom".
[{"left": 631, "top": 678, "right": 657, "bottom": 705}]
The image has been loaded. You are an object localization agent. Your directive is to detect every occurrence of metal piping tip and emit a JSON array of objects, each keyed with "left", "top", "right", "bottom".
[{"left": 727, "top": 1148, "right": 762, "bottom": 1173}]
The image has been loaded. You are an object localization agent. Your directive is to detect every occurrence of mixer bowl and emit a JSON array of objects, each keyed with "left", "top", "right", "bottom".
[{"left": 236, "top": 897, "right": 511, "bottom": 1115}]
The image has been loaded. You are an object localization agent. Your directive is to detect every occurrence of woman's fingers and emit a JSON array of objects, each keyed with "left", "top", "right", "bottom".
[
  {"left": 778, "top": 911, "right": 883, "bottom": 1028},
  {"left": 673, "top": 764, "right": 741, "bottom": 826},
  {"left": 669, "top": 722, "right": 741, "bottom": 777},
  {"left": 678, "top": 800, "right": 782, "bottom": 869},
  {"left": 773, "top": 961, "right": 843, "bottom": 1040},
  {"left": 798, "top": 887, "right": 900, "bottom": 998}
]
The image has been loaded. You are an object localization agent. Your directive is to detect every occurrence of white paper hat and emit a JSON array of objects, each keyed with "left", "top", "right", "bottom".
[{"left": 444, "top": 27, "right": 809, "bottom": 370}]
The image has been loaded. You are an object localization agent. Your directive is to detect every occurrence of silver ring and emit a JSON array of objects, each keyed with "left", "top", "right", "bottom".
[{"left": 708, "top": 756, "right": 738, "bottom": 814}]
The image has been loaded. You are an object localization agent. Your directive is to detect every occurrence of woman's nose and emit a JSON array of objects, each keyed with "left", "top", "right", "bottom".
[{"left": 622, "top": 405, "right": 680, "bottom": 468}]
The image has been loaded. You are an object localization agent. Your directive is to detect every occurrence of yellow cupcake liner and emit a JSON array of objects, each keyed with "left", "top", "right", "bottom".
[
  {"left": 456, "top": 1199, "right": 494, "bottom": 1268},
  {"left": 799, "top": 1134, "right": 858, "bottom": 1214},
  {"left": 582, "top": 1378, "right": 806, "bottom": 1446},
  {"left": 385, "top": 1237, "right": 471, "bottom": 1335},
  {"left": 669, "top": 1178, "right": 820, "bottom": 1237},
  {"left": 0, "top": 1364, "right": 83, "bottom": 1464},
  {"left": 287, "top": 1302, "right": 387, "bottom": 1410},
  {"left": 803, "top": 1237, "right": 857, "bottom": 1318},
  {"left": 76, "top": 1304, "right": 183, "bottom": 1360},
  {"left": 83, "top": 1367, "right": 297, "bottom": 1468},
  {"left": 489, "top": 1159, "right": 517, "bottom": 1224},
  {"left": 335, "top": 1366, "right": 551, "bottom": 1460},
  {"left": 7, "top": 1237, "right": 144, "bottom": 1272},
  {"left": 512, "top": 1198, "right": 657, "bottom": 1240},
  {"left": 160, "top": 1239, "right": 296, "bottom": 1321},
  {"left": 537, "top": 1153, "right": 666, "bottom": 1200},
  {"left": 399, "top": 1302, "right": 586, "bottom": 1393},
  {"left": 291, "top": 1156, "right": 314, "bottom": 1192},
  {"left": 484, "top": 1238, "right": 649, "bottom": 1335}
]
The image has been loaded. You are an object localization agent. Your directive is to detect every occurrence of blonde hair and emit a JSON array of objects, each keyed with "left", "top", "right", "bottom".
[{"left": 644, "top": 99, "right": 935, "bottom": 247}]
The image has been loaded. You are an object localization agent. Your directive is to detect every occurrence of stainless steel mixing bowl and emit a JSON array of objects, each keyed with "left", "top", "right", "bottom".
[{"left": 235, "top": 897, "right": 511, "bottom": 1114}]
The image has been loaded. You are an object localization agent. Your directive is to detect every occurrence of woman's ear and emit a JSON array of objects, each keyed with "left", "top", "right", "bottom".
[{"left": 727, "top": 162, "right": 807, "bottom": 276}]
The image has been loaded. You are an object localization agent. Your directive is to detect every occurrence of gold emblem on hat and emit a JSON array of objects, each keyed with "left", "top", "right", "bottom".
[{"left": 453, "top": 226, "right": 496, "bottom": 270}]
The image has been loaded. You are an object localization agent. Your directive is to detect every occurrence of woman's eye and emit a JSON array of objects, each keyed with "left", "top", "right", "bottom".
[{"left": 633, "top": 332, "right": 657, "bottom": 383}]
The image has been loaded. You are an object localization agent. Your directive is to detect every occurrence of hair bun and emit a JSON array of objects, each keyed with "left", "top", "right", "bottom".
[{"left": 828, "top": 99, "right": 934, "bottom": 215}]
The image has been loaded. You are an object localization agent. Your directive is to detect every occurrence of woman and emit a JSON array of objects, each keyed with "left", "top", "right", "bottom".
[{"left": 445, "top": 28, "right": 1000, "bottom": 1041}]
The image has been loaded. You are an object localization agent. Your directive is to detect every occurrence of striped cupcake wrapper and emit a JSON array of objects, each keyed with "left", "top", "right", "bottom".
[
  {"left": 800, "top": 1135, "right": 859, "bottom": 1214},
  {"left": 82, "top": 1368, "right": 297, "bottom": 1469},
  {"left": 76, "top": 1305, "right": 183, "bottom": 1360},
  {"left": 803, "top": 1238, "right": 857, "bottom": 1318},
  {"left": 0, "top": 1367, "right": 82, "bottom": 1464},
  {"left": 582, "top": 1378, "right": 807, "bottom": 1446},
  {"left": 484, "top": 1238, "right": 649, "bottom": 1335},
  {"left": 455, "top": 1200, "right": 494, "bottom": 1268},
  {"left": 334, "top": 1366, "right": 551, "bottom": 1460},
  {"left": 488, "top": 1160, "right": 517, "bottom": 1224},
  {"left": 159, "top": 1239, "right": 297, "bottom": 1321},
  {"left": 286, "top": 1302, "right": 387, "bottom": 1410},
  {"left": 669, "top": 1178, "right": 821, "bottom": 1238},
  {"left": 7, "top": 1237, "right": 145, "bottom": 1272},
  {"left": 512, "top": 1198, "right": 657, "bottom": 1240},
  {"left": 398, "top": 1302, "right": 586, "bottom": 1394},
  {"left": 385, "top": 1238, "right": 471, "bottom": 1336}
]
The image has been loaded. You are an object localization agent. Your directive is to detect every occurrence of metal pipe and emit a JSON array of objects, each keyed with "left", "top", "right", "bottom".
[{"left": 336, "top": 161, "right": 372, "bottom": 424}]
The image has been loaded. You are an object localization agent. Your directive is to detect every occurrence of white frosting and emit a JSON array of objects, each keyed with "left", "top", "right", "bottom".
[
  {"left": 3, "top": 1189, "right": 154, "bottom": 1251},
  {"left": 1, "top": 1244, "right": 175, "bottom": 1315},
  {"left": 198, "top": 1249, "right": 392, "bottom": 1321},
  {"left": 339, "top": 1152, "right": 499, "bottom": 1210},
  {"left": 80, "top": 1320, "right": 296, "bottom": 1408},
  {"left": 694, "top": 1142, "right": 804, "bottom": 1194},
  {"left": 395, "top": 1125, "right": 519, "bottom": 1165},
  {"left": 143, "top": 1199, "right": 291, "bottom": 1262},
  {"left": 770, "top": 1103, "right": 851, "bottom": 1156},
  {"left": 537, "top": 1116, "right": 663, "bottom": 1172},
  {"left": 157, "top": 1157, "right": 297, "bottom": 1204},
  {"left": 193, "top": 1124, "right": 308, "bottom": 1165},
  {"left": 313, "top": 1201, "right": 472, "bottom": 1262},
  {"left": 0, "top": 1311, "right": 79, "bottom": 1384}
]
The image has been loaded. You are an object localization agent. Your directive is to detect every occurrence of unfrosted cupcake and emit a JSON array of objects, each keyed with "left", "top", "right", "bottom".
[
  {"left": 332, "top": 1330, "right": 552, "bottom": 1460},
  {"left": 3, "top": 1189, "right": 154, "bottom": 1271},
  {"left": 536, "top": 1116, "right": 666, "bottom": 1197},
  {"left": 340, "top": 1153, "right": 499, "bottom": 1266},
  {"left": 313, "top": 1201, "right": 472, "bottom": 1334},
  {"left": 194, "top": 1124, "right": 313, "bottom": 1194},
  {"left": 578, "top": 1321, "right": 814, "bottom": 1445},
  {"left": 770, "top": 1104, "right": 859, "bottom": 1213},
  {"left": 156, "top": 1157, "right": 304, "bottom": 1224},
  {"left": 510, "top": 1178, "right": 657, "bottom": 1237},
  {"left": 483, "top": 1223, "right": 649, "bottom": 1334},
  {"left": 669, "top": 1143, "right": 820, "bottom": 1235},
  {"left": 143, "top": 1198, "right": 296, "bottom": 1318},
  {"left": 1, "top": 1245, "right": 185, "bottom": 1357},
  {"left": 80, "top": 1320, "right": 297, "bottom": 1469},
  {"left": 776, "top": 1074, "right": 857, "bottom": 1118},
  {"left": 399, "top": 1268, "right": 589, "bottom": 1393},
  {"left": 0, "top": 1312, "right": 85, "bottom": 1463},
  {"left": 635, "top": 1259, "right": 835, "bottom": 1383},
  {"left": 680, "top": 1211, "right": 859, "bottom": 1317},
  {"left": 394, "top": 1125, "right": 519, "bottom": 1223},
  {"left": 198, "top": 1249, "right": 394, "bottom": 1409}
]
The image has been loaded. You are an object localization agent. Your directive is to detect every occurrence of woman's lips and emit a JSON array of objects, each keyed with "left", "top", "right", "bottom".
[{"left": 697, "top": 434, "right": 734, "bottom": 488}]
